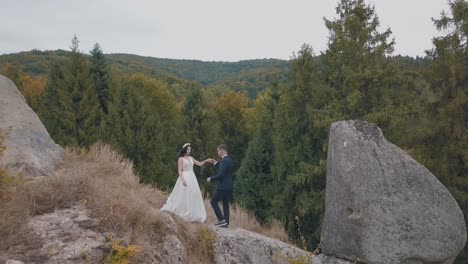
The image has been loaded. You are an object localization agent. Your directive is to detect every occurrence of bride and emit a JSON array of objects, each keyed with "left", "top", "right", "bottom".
[{"left": 161, "top": 143, "right": 213, "bottom": 223}]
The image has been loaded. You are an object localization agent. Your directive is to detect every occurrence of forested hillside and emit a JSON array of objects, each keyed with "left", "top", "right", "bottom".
[
  {"left": 0, "top": 0, "right": 466, "bottom": 262},
  {"left": 0, "top": 50, "right": 289, "bottom": 99}
]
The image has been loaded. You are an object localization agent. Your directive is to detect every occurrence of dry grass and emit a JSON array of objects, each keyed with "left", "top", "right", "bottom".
[
  {"left": 25, "top": 145, "right": 162, "bottom": 228},
  {"left": 201, "top": 199, "right": 289, "bottom": 242},
  {"left": 0, "top": 183, "right": 31, "bottom": 249},
  {"left": 1, "top": 143, "right": 290, "bottom": 262},
  {"left": 0, "top": 130, "right": 32, "bottom": 249},
  {"left": 1, "top": 144, "right": 170, "bottom": 249},
  {"left": 74, "top": 145, "right": 167, "bottom": 236}
]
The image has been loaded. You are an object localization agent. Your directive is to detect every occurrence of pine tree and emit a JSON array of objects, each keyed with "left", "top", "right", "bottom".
[
  {"left": 423, "top": 2, "right": 468, "bottom": 262},
  {"left": 270, "top": 45, "right": 331, "bottom": 248},
  {"left": 182, "top": 85, "right": 221, "bottom": 195},
  {"left": 104, "top": 74, "right": 183, "bottom": 188},
  {"left": 323, "top": 0, "right": 395, "bottom": 118},
  {"left": 211, "top": 91, "right": 249, "bottom": 166},
  {"left": 80, "top": 79, "right": 100, "bottom": 146},
  {"left": 183, "top": 84, "right": 206, "bottom": 150},
  {"left": 105, "top": 83, "right": 163, "bottom": 183},
  {"left": 38, "top": 36, "right": 100, "bottom": 147},
  {"left": 235, "top": 85, "right": 279, "bottom": 222},
  {"left": 425, "top": 0, "right": 467, "bottom": 186},
  {"left": 64, "top": 35, "right": 100, "bottom": 147},
  {"left": 39, "top": 62, "right": 77, "bottom": 146},
  {"left": 90, "top": 43, "right": 110, "bottom": 117}
]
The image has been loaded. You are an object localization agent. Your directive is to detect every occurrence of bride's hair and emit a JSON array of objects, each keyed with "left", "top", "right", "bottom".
[{"left": 179, "top": 144, "right": 191, "bottom": 157}]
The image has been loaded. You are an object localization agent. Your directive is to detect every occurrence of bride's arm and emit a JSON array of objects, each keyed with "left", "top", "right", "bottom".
[
  {"left": 178, "top": 158, "right": 187, "bottom": 186},
  {"left": 192, "top": 157, "right": 209, "bottom": 167}
]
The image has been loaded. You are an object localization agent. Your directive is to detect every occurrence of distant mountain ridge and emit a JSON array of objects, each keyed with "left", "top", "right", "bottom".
[
  {"left": 0, "top": 50, "right": 290, "bottom": 99},
  {"left": 108, "top": 53, "right": 290, "bottom": 85},
  {"left": 0, "top": 50, "right": 289, "bottom": 83}
]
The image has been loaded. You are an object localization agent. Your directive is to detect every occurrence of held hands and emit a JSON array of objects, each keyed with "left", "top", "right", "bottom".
[
  {"left": 204, "top": 158, "right": 215, "bottom": 165},
  {"left": 207, "top": 177, "right": 211, "bottom": 183}
]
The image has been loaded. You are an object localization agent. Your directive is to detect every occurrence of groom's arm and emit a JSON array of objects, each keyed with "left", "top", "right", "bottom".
[{"left": 210, "top": 160, "right": 227, "bottom": 181}]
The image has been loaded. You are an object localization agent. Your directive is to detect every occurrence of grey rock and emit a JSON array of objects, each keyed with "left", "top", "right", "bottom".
[
  {"left": 130, "top": 210, "right": 187, "bottom": 264},
  {"left": 74, "top": 215, "right": 99, "bottom": 228},
  {"left": 0, "top": 74, "right": 64, "bottom": 177},
  {"left": 26, "top": 207, "right": 106, "bottom": 263},
  {"left": 5, "top": 260, "right": 25, "bottom": 264},
  {"left": 312, "top": 254, "right": 354, "bottom": 264},
  {"left": 69, "top": 212, "right": 79, "bottom": 219},
  {"left": 321, "top": 120, "right": 467, "bottom": 264},
  {"left": 212, "top": 226, "right": 311, "bottom": 264},
  {"left": 159, "top": 210, "right": 187, "bottom": 264},
  {"left": 161, "top": 235, "right": 186, "bottom": 264},
  {"left": 61, "top": 219, "right": 74, "bottom": 230}
]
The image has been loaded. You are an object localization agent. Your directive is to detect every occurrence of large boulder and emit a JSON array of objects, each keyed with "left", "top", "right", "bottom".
[
  {"left": 212, "top": 226, "right": 310, "bottom": 264},
  {"left": 0, "top": 74, "right": 63, "bottom": 177},
  {"left": 321, "top": 120, "right": 466, "bottom": 264}
]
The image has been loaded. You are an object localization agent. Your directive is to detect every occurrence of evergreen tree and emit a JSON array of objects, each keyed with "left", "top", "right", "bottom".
[
  {"left": 39, "top": 62, "right": 76, "bottom": 146},
  {"left": 423, "top": 1, "right": 467, "bottom": 262},
  {"left": 211, "top": 91, "right": 249, "bottom": 166},
  {"left": 323, "top": 0, "right": 395, "bottom": 118},
  {"left": 64, "top": 35, "right": 100, "bottom": 147},
  {"left": 183, "top": 84, "right": 207, "bottom": 151},
  {"left": 425, "top": 0, "right": 467, "bottom": 187},
  {"left": 105, "top": 84, "right": 161, "bottom": 179},
  {"left": 90, "top": 43, "right": 110, "bottom": 117},
  {"left": 271, "top": 45, "right": 331, "bottom": 248},
  {"left": 182, "top": 85, "right": 221, "bottom": 195},
  {"left": 79, "top": 81, "right": 100, "bottom": 147},
  {"left": 104, "top": 74, "right": 183, "bottom": 187},
  {"left": 235, "top": 84, "right": 279, "bottom": 222},
  {"left": 38, "top": 36, "right": 100, "bottom": 147}
]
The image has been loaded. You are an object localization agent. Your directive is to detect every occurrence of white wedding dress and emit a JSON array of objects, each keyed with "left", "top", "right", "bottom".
[{"left": 161, "top": 157, "right": 207, "bottom": 223}]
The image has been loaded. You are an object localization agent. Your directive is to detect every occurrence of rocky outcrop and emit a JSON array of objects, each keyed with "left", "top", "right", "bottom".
[
  {"left": 4, "top": 206, "right": 107, "bottom": 263},
  {"left": 2, "top": 206, "right": 187, "bottom": 264},
  {"left": 321, "top": 120, "right": 466, "bottom": 264},
  {"left": 212, "top": 226, "right": 310, "bottom": 264},
  {"left": 0, "top": 74, "right": 63, "bottom": 177},
  {"left": 4, "top": 205, "right": 309, "bottom": 264},
  {"left": 149, "top": 209, "right": 187, "bottom": 264}
]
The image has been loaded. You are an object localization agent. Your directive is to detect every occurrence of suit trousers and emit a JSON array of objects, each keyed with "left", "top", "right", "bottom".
[{"left": 210, "top": 189, "right": 232, "bottom": 225}]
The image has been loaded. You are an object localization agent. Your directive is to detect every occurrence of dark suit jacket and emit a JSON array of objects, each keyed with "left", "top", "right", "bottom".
[{"left": 211, "top": 156, "right": 234, "bottom": 191}]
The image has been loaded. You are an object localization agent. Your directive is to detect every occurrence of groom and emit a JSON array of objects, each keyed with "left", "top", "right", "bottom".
[{"left": 207, "top": 144, "right": 233, "bottom": 228}]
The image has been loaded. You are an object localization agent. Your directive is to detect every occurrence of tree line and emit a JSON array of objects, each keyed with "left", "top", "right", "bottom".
[
  {"left": 234, "top": 0, "right": 467, "bottom": 262},
  {"left": 0, "top": 0, "right": 466, "bottom": 262}
]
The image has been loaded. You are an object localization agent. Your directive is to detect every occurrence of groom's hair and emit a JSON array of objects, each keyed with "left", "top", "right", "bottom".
[{"left": 218, "top": 144, "right": 228, "bottom": 152}]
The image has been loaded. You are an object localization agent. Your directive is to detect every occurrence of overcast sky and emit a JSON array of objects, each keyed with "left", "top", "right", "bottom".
[{"left": 1, "top": 0, "right": 450, "bottom": 61}]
